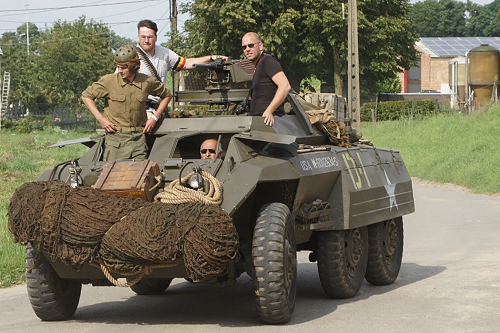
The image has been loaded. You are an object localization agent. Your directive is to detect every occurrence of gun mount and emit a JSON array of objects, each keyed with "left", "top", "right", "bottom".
[{"left": 176, "top": 58, "right": 254, "bottom": 113}]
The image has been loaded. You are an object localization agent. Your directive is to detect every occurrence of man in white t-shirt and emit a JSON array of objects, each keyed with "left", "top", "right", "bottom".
[{"left": 136, "top": 19, "right": 227, "bottom": 116}]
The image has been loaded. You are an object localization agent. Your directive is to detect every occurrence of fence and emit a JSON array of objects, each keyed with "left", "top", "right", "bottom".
[{"left": 2, "top": 104, "right": 97, "bottom": 132}]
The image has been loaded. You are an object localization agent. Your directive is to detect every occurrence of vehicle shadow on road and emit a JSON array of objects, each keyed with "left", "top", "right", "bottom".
[{"left": 73, "top": 261, "right": 444, "bottom": 327}]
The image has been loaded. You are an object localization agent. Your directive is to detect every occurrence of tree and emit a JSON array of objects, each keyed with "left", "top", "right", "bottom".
[
  {"left": 410, "top": 0, "right": 467, "bottom": 37},
  {"left": 16, "top": 22, "right": 40, "bottom": 50},
  {"left": 408, "top": 0, "right": 500, "bottom": 37},
  {"left": 181, "top": 0, "right": 417, "bottom": 97},
  {"left": 110, "top": 32, "right": 134, "bottom": 51},
  {"left": 34, "top": 16, "right": 115, "bottom": 110},
  {"left": 357, "top": 0, "right": 418, "bottom": 95},
  {"left": 0, "top": 29, "right": 40, "bottom": 112},
  {"left": 1, "top": 17, "right": 137, "bottom": 115},
  {"left": 482, "top": 0, "right": 500, "bottom": 36}
]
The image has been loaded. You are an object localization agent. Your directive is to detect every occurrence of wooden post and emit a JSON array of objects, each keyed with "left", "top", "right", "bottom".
[{"left": 492, "top": 75, "right": 498, "bottom": 104}]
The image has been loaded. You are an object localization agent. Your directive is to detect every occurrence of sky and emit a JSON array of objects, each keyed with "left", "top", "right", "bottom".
[
  {"left": 0, "top": 0, "right": 496, "bottom": 44},
  {"left": 0, "top": 0, "right": 188, "bottom": 44}
]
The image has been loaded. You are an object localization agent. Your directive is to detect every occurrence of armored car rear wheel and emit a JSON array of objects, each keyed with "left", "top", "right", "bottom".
[
  {"left": 316, "top": 227, "right": 369, "bottom": 298},
  {"left": 25, "top": 244, "right": 82, "bottom": 321},
  {"left": 365, "top": 217, "right": 404, "bottom": 285},
  {"left": 127, "top": 278, "right": 173, "bottom": 295},
  {"left": 252, "top": 203, "right": 297, "bottom": 324}
]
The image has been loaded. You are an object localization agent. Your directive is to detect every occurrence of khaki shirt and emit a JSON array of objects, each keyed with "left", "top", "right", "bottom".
[{"left": 82, "top": 73, "right": 171, "bottom": 128}]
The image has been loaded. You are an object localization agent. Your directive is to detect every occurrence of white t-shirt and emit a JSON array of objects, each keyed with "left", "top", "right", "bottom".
[{"left": 137, "top": 44, "right": 187, "bottom": 83}]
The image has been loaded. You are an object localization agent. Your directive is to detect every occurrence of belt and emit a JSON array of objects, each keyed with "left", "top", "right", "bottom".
[{"left": 115, "top": 126, "right": 144, "bottom": 132}]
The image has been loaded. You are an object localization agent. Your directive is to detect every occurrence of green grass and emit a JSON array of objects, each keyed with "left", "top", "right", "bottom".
[
  {"left": 362, "top": 105, "right": 500, "bottom": 194},
  {"left": 0, "top": 127, "right": 93, "bottom": 287}
]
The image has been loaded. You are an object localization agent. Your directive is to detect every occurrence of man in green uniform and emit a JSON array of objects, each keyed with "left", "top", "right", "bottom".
[{"left": 82, "top": 45, "right": 172, "bottom": 161}]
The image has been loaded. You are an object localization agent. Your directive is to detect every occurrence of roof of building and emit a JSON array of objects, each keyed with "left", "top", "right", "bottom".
[{"left": 417, "top": 37, "right": 500, "bottom": 57}]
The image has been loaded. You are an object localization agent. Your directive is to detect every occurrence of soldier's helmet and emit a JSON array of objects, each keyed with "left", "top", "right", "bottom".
[{"left": 114, "top": 45, "right": 141, "bottom": 72}]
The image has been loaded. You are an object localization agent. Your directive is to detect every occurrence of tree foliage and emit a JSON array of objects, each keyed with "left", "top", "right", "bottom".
[
  {"left": 36, "top": 17, "right": 114, "bottom": 108},
  {"left": 409, "top": 0, "right": 500, "bottom": 37},
  {"left": 110, "top": 33, "right": 135, "bottom": 51},
  {"left": 180, "top": 0, "right": 418, "bottom": 96},
  {"left": 0, "top": 16, "right": 116, "bottom": 115}
]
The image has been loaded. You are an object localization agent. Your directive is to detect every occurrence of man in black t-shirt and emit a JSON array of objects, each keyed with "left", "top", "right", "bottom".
[{"left": 241, "top": 32, "right": 291, "bottom": 126}]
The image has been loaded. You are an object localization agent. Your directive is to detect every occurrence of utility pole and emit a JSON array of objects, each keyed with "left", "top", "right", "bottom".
[
  {"left": 25, "top": 4, "right": 30, "bottom": 56},
  {"left": 0, "top": 46, "right": 2, "bottom": 130},
  {"left": 170, "top": 0, "right": 178, "bottom": 109},
  {"left": 171, "top": 0, "right": 177, "bottom": 37},
  {"left": 347, "top": 0, "right": 360, "bottom": 132}
]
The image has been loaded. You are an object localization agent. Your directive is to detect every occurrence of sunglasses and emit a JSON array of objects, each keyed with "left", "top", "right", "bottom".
[
  {"left": 241, "top": 42, "right": 258, "bottom": 50},
  {"left": 200, "top": 148, "right": 216, "bottom": 154}
]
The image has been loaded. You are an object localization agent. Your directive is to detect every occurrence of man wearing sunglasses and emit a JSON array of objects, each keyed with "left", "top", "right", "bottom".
[
  {"left": 200, "top": 139, "right": 224, "bottom": 159},
  {"left": 241, "top": 32, "right": 291, "bottom": 127}
]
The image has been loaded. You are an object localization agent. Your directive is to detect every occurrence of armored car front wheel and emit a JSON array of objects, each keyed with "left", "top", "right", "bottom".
[
  {"left": 25, "top": 243, "right": 82, "bottom": 321},
  {"left": 365, "top": 217, "right": 404, "bottom": 285},
  {"left": 316, "top": 227, "right": 369, "bottom": 299},
  {"left": 252, "top": 203, "right": 297, "bottom": 324}
]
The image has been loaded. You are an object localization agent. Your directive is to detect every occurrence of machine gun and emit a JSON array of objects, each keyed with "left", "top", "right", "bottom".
[{"left": 175, "top": 58, "right": 254, "bottom": 113}]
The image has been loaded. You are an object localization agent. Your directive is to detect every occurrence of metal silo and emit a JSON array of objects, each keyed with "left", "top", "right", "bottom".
[{"left": 466, "top": 44, "right": 500, "bottom": 108}]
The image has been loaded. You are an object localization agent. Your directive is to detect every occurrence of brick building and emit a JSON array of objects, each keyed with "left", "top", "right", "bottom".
[{"left": 399, "top": 37, "right": 500, "bottom": 94}]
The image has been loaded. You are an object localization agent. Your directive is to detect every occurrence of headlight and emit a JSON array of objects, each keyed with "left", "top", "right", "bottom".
[
  {"left": 188, "top": 173, "right": 203, "bottom": 189},
  {"left": 68, "top": 160, "right": 83, "bottom": 188}
]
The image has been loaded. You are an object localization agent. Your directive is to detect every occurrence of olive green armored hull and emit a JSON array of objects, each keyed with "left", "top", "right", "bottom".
[{"left": 29, "top": 59, "right": 414, "bottom": 324}]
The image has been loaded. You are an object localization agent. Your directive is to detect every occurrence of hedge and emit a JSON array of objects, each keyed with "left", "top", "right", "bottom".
[{"left": 360, "top": 99, "right": 439, "bottom": 121}]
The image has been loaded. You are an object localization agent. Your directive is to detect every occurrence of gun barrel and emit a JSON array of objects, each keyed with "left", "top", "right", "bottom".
[{"left": 193, "top": 63, "right": 222, "bottom": 70}]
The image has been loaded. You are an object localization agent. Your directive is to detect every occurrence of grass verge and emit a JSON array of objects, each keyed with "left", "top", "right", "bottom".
[
  {"left": 0, "top": 128, "right": 92, "bottom": 287},
  {"left": 362, "top": 105, "right": 500, "bottom": 194}
]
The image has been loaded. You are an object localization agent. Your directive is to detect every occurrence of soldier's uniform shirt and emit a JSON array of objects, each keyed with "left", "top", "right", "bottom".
[
  {"left": 82, "top": 72, "right": 171, "bottom": 161},
  {"left": 249, "top": 54, "right": 285, "bottom": 117}
]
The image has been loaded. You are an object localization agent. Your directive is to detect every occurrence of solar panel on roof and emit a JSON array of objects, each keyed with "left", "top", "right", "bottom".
[{"left": 419, "top": 37, "right": 500, "bottom": 57}]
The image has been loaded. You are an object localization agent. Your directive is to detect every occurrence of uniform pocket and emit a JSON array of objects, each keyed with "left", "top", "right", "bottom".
[
  {"left": 108, "top": 94, "right": 126, "bottom": 113},
  {"left": 133, "top": 94, "right": 148, "bottom": 114},
  {"left": 110, "top": 94, "right": 125, "bottom": 102}
]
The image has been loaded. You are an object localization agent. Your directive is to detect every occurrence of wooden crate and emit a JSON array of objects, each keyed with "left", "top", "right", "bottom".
[{"left": 92, "top": 160, "right": 161, "bottom": 202}]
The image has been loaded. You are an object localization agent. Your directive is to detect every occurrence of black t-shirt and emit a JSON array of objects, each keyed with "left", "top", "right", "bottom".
[{"left": 249, "top": 54, "right": 285, "bottom": 116}]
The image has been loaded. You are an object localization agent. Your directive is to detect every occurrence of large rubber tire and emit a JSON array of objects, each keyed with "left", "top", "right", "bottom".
[
  {"left": 128, "top": 278, "right": 173, "bottom": 295},
  {"left": 316, "top": 227, "right": 369, "bottom": 299},
  {"left": 365, "top": 217, "right": 404, "bottom": 285},
  {"left": 252, "top": 203, "right": 297, "bottom": 324},
  {"left": 25, "top": 244, "right": 82, "bottom": 321}
]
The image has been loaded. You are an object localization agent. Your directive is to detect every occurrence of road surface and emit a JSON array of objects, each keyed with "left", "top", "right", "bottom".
[{"left": 1, "top": 180, "right": 499, "bottom": 332}]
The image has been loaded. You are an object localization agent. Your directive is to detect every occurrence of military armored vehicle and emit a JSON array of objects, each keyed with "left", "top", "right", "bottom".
[{"left": 20, "top": 59, "right": 414, "bottom": 324}]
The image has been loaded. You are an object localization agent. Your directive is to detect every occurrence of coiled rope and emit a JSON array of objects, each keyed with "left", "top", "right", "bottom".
[{"left": 154, "top": 171, "right": 223, "bottom": 205}]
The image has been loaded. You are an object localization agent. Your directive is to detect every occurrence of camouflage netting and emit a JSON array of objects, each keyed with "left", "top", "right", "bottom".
[
  {"left": 305, "top": 109, "right": 351, "bottom": 147},
  {"left": 8, "top": 181, "right": 239, "bottom": 283}
]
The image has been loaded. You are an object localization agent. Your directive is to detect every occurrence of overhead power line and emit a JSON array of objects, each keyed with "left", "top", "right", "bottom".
[{"left": 0, "top": 0, "right": 161, "bottom": 14}]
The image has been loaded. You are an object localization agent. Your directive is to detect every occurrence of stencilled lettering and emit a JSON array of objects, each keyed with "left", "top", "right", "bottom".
[
  {"left": 300, "top": 160, "right": 313, "bottom": 171},
  {"left": 310, "top": 156, "right": 339, "bottom": 169}
]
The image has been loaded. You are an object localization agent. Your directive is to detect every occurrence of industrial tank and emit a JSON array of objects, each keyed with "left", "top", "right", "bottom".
[{"left": 467, "top": 44, "right": 500, "bottom": 106}]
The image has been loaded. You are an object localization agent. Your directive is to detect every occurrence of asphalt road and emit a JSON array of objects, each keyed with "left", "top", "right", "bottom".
[{"left": 1, "top": 180, "right": 499, "bottom": 333}]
